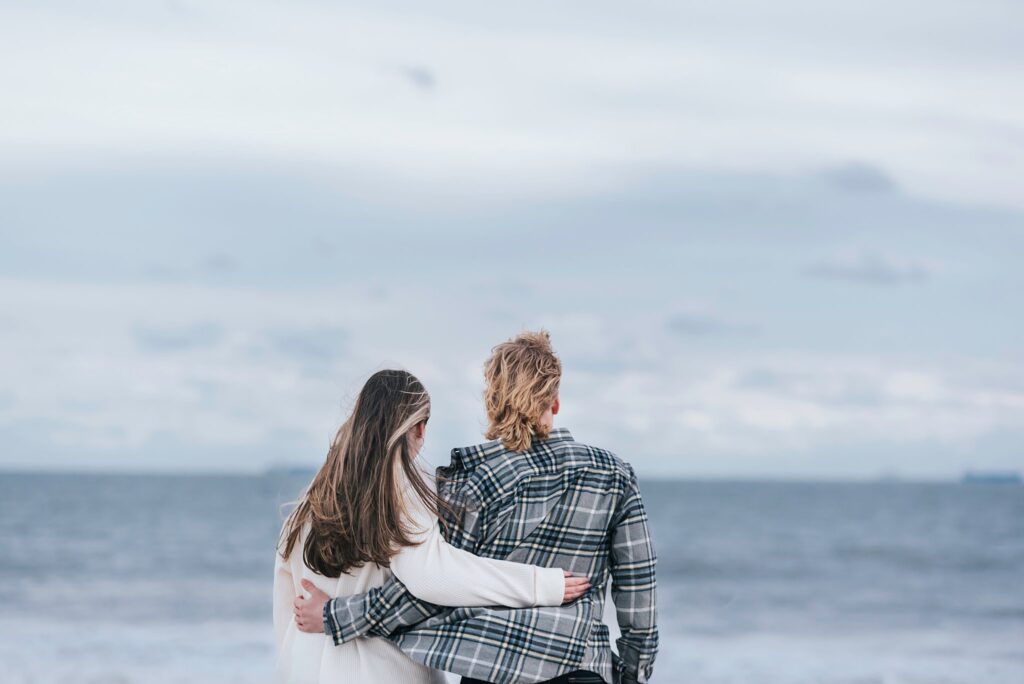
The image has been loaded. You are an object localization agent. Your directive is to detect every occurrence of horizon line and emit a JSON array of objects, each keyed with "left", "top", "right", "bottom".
[{"left": 0, "top": 465, "right": 998, "bottom": 484}]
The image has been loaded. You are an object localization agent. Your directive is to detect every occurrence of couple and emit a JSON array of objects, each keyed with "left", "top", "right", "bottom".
[{"left": 274, "top": 331, "right": 658, "bottom": 684}]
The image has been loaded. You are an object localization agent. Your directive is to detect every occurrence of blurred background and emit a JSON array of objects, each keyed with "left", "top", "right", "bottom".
[{"left": 1, "top": 1, "right": 1022, "bottom": 683}]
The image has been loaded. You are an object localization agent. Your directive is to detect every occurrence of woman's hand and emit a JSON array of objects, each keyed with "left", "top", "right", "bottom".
[
  {"left": 294, "top": 579, "right": 330, "bottom": 633},
  {"left": 562, "top": 570, "right": 590, "bottom": 604}
]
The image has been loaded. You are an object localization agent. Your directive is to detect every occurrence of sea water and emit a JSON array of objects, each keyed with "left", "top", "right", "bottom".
[{"left": 1, "top": 474, "right": 1021, "bottom": 683}]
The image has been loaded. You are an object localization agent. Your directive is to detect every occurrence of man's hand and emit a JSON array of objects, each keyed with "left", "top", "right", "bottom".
[
  {"left": 294, "top": 579, "right": 330, "bottom": 633},
  {"left": 562, "top": 570, "right": 590, "bottom": 604}
]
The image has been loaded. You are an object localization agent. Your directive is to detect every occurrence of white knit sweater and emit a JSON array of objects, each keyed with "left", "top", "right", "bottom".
[{"left": 272, "top": 481, "right": 566, "bottom": 684}]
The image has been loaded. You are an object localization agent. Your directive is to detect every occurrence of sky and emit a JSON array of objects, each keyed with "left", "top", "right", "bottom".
[{"left": 1, "top": 0, "right": 1022, "bottom": 478}]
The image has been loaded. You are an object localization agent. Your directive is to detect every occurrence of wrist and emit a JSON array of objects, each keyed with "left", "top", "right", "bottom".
[{"left": 322, "top": 597, "right": 336, "bottom": 638}]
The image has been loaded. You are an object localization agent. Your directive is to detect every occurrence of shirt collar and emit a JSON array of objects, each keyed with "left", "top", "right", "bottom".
[{"left": 451, "top": 427, "right": 575, "bottom": 469}]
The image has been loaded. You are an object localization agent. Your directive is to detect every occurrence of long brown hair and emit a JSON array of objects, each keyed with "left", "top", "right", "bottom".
[{"left": 280, "top": 369, "right": 445, "bottom": 576}]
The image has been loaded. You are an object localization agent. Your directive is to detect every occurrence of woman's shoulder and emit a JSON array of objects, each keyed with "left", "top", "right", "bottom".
[
  {"left": 395, "top": 467, "right": 442, "bottom": 540},
  {"left": 396, "top": 463, "right": 440, "bottom": 503},
  {"left": 275, "top": 515, "right": 311, "bottom": 565}
]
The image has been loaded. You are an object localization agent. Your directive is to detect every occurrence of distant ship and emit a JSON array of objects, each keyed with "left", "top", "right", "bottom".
[{"left": 961, "top": 471, "right": 1022, "bottom": 484}]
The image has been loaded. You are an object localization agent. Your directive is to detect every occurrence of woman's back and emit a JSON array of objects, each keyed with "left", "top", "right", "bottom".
[{"left": 273, "top": 522, "right": 445, "bottom": 684}]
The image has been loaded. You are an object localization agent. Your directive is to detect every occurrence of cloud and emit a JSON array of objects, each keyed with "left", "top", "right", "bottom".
[
  {"left": 201, "top": 252, "right": 238, "bottom": 275},
  {"left": 265, "top": 326, "right": 349, "bottom": 366},
  {"left": 734, "top": 368, "right": 789, "bottom": 390},
  {"left": 666, "top": 312, "right": 757, "bottom": 336},
  {"left": 818, "top": 162, "right": 897, "bottom": 194},
  {"left": 400, "top": 66, "right": 436, "bottom": 92},
  {"left": 134, "top": 322, "right": 223, "bottom": 352},
  {"left": 2, "top": 1, "right": 1023, "bottom": 210},
  {"left": 1, "top": 275, "right": 1022, "bottom": 477},
  {"left": 0, "top": 148, "right": 1020, "bottom": 476},
  {"left": 734, "top": 368, "right": 884, "bottom": 407},
  {"left": 577, "top": 351, "right": 1024, "bottom": 476},
  {"left": 803, "top": 250, "right": 934, "bottom": 285}
]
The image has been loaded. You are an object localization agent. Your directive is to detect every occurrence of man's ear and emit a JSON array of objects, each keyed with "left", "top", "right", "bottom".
[{"left": 551, "top": 397, "right": 560, "bottom": 416}]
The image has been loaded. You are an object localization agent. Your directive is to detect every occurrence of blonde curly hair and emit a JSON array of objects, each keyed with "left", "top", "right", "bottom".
[{"left": 483, "top": 330, "right": 562, "bottom": 452}]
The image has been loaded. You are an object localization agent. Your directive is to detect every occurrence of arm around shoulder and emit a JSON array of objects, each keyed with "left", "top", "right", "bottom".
[
  {"left": 388, "top": 486, "right": 565, "bottom": 608},
  {"left": 322, "top": 479, "right": 567, "bottom": 649}
]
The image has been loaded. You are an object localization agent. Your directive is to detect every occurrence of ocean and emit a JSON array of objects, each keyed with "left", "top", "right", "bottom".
[{"left": 1, "top": 473, "right": 1021, "bottom": 683}]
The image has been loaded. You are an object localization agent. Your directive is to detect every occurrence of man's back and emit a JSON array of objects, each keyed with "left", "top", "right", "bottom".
[
  {"left": 325, "top": 428, "right": 658, "bottom": 684},
  {"left": 439, "top": 427, "right": 658, "bottom": 684}
]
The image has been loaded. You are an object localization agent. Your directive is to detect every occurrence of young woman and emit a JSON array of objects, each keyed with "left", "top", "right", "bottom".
[{"left": 273, "top": 369, "right": 588, "bottom": 684}]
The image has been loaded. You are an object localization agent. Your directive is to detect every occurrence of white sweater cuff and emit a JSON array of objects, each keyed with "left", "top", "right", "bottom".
[{"left": 535, "top": 567, "right": 565, "bottom": 607}]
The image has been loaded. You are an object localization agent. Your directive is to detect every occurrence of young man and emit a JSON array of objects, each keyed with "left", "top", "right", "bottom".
[{"left": 295, "top": 331, "right": 658, "bottom": 684}]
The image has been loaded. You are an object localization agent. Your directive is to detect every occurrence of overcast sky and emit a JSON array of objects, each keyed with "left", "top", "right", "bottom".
[{"left": 1, "top": 0, "right": 1022, "bottom": 477}]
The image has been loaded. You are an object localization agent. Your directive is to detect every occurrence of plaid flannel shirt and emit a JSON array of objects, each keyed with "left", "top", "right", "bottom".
[{"left": 323, "top": 428, "right": 658, "bottom": 684}]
